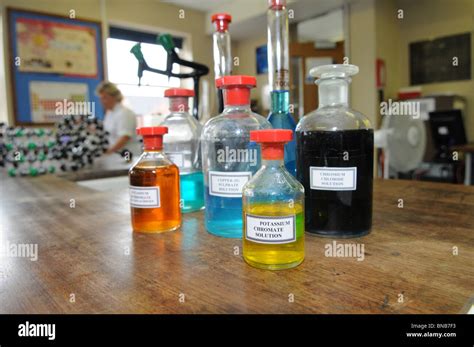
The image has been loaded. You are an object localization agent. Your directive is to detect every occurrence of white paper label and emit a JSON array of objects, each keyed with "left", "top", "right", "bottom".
[
  {"left": 310, "top": 166, "right": 357, "bottom": 191},
  {"left": 209, "top": 171, "right": 252, "bottom": 197},
  {"left": 129, "top": 186, "right": 160, "bottom": 208},
  {"left": 246, "top": 214, "right": 296, "bottom": 244},
  {"left": 167, "top": 153, "right": 184, "bottom": 168}
]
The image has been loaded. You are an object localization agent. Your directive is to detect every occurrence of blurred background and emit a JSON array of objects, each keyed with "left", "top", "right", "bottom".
[{"left": 0, "top": 0, "right": 472, "bottom": 184}]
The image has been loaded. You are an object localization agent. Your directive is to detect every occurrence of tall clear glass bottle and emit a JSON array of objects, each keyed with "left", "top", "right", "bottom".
[
  {"left": 296, "top": 64, "right": 374, "bottom": 238},
  {"left": 130, "top": 126, "right": 181, "bottom": 233},
  {"left": 267, "top": 0, "right": 289, "bottom": 91},
  {"left": 201, "top": 75, "right": 272, "bottom": 238},
  {"left": 212, "top": 13, "right": 232, "bottom": 114},
  {"left": 162, "top": 88, "right": 204, "bottom": 213},
  {"left": 243, "top": 129, "right": 305, "bottom": 270},
  {"left": 267, "top": 0, "right": 295, "bottom": 176}
]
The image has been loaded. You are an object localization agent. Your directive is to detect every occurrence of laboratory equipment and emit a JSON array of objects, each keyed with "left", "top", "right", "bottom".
[
  {"left": 296, "top": 64, "right": 374, "bottom": 238},
  {"left": 130, "top": 34, "right": 209, "bottom": 119},
  {"left": 129, "top": 126, "right": 181, "bottom": 233},
  {"left": 201, "top": 75, "right": 271, "bottom": 238},
  {"left": 266, "top": 0, "right": 296, "bottom": 176},
  {"left": 162, "top": 88, "right": 204, "bottom": 213},
  {"left": 267, "top": 0, "right": 290, "bottom": 91},
  {"left": 267, "top": 91, "right": 296, "bottom": 176},
  {"left": 243, "top": 129, "right": 305, "bottom": 270},
  {"left": 212, "top": 13, "right": 232, "bottom": 113}
]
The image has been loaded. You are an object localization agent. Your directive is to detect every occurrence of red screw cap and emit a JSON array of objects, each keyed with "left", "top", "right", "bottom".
[
  {"left": 211, "top": 13, "right": 232, "bottom": 23},
  {"left": 136, "top": 126, "right": 168, "bottom": 136},
  {"left": 250, "top": 129, "right": 293, "bottom": 160},
  {"left": 215, "top": 75, "right": 256, "bottom": 89},
  {"left": 137, "top": 126, "right": 168, "bottom": 150},
  {"left": 215, "top": 75, "right": 256, "bottom": 106},
  {"left": 250, "top": 129, "right": 293, "bottom": 143},
  {"left": 268, "top": 0, "right": 286, "bottom": 9},
  {"left": 212, "top": 13, "right": 232, "bottom": 32},
  {"left": 164, "top": 88, "right": 194, "bottom": 97}
]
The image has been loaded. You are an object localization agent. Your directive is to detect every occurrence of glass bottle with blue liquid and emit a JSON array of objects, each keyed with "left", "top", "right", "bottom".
[
  {"left": 201, "top": 75, "right": 271, "bottom": 238},
  {"left": 162, "top": 88, "right": 204, "bottom": 213},
  {"left": 266, "top": 0, "right": 296, "bottom": 176}
]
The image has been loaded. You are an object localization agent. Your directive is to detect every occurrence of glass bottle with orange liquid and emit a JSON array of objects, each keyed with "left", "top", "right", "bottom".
[{"left": 129, "top": 126, "right": 181, "bottom": 233}]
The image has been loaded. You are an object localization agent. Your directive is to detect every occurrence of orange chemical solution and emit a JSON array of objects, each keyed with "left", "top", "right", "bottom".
[{"left": 129, "top": 126, "right": 181, "bottom": 233}]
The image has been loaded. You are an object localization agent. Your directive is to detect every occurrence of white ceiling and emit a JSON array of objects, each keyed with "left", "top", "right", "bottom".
[
  {"left": 163, "top": 0, "right": 348, "bottom": 40},
  {"left": 297, "top": 8, "right": 344, "bottom": 43},
  {"left": 162, "top": 0, "right": 234, "bottom": 12}
]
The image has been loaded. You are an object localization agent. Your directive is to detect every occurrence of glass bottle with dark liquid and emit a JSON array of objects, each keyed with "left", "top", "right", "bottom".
[{"left": 296, "top": 64, "right": 374, "bottom": 238}]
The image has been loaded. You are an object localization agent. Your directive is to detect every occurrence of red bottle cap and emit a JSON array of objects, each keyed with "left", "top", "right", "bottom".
[
  {"left": 164, "top": 88, "right": 194, "bottom": 97},
  {"left": 250, "top": 129, "right": 292, "bottom": 160},
  {"left": 137, "top": 126, "right": 168, "bottom": 150},
  {"left": 212, "top": 13, "right": 232, "bottom": 32},
  {"left": 164, "top": 88, "right": 194, "bottom": 112},
  {"left": 216, "top": 75, "right": 256, "bottom": 106},
  {"left": 268, "top": 0, "right": 286, "bottom": 9}
]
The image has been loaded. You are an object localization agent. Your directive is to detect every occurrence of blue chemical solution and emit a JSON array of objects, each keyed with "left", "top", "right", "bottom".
[
  {"left": 180, "top": 171, "right": 205, "bottom": 213},
  {"left": 204, "top": 186, "right": 243, "bottom": 238}
]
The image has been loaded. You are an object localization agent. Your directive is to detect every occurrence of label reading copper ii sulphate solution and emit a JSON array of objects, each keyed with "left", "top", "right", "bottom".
[
  {"left": 310, "top": 167, "right": 357, "bottom": 191},
  {"left": 209, "top": 171, "right": 252, "bottom": 198},
  {"left": 129, "top": 186, "right": 160, "bottom": 208},
  {"left": 246, "top": 214, "right": 296, "bottom": 244}
]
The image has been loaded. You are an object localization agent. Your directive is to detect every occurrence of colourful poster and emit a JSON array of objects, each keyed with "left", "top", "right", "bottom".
[
  {"left": 29, "top": 81, "right": 90, "bottom": 123},
  {"left": 16, "top": 18, "right": 98, "bottom": 77}
]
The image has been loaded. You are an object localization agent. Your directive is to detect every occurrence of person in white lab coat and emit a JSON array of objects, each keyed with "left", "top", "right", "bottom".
[{"left": 96, "top": 82, "right": 140, "bottom": 157}]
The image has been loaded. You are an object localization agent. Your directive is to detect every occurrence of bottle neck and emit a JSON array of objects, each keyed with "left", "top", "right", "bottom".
[
  {"left": 142, "top": 136, "right": 163, "bottom": 151},
  {"left": 214, "top": 21, "right": 229, "bottom": 33},
  {"left": 213, "top": 31, "right": 232, "bottom": 78},
  {"left": 270, "top": 90, "right": 289, "bottom": 113},
  {"left": 261, "top": 143, "right": 285, "bottom": 162},
  {"left": 169, "top": 97, "right": 189, "bottom": 112},
  {"left": 318, "top": 78, "right": 349, "bottom": 107},
  {"left": 262, "top": 158, "right": 284, "bottom": 168}
]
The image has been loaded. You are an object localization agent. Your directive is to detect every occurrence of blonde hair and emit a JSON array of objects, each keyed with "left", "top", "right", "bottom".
[{"left": 96, "top": 81, "right": 123, "bottom": 102}]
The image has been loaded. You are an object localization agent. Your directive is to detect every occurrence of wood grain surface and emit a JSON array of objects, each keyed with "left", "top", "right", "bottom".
[{"left": 1, "top": 173, "right": 473, "bottom": 313}]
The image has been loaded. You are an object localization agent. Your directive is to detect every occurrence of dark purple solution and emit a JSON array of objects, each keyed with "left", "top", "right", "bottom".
[{"left": 296, "top": 129, "right": 374, "bottom": 237}]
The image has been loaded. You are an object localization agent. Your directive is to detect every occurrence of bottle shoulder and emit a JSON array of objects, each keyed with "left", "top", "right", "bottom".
[
  {"left": 268, "top": 111, "right": 296, "bottom": 129},
  {"left": 244, "top": 166, "right": 304, "bottom": 197},
  {"left": 162, "top": 113, "right": 201, "bottom": 142},
  {"left": 202, "top": 111, "right": 271, "bottom": 138},
  {"left": 296, "top": 106, "right": 372, "bottom": 132},
  {"left": 129, "top": 151, "right": 177, "bottom": 171},
  {"left": 163, "top": 112, "right": 201, "bottom": 129}
]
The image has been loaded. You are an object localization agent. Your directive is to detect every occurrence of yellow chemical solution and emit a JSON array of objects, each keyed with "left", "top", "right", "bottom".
[
  {"left": 243, "top": 202, "right": 305, "bottom": 270},
  {"left": 242, "top": 129, "right": 305, "bottom": 270}
]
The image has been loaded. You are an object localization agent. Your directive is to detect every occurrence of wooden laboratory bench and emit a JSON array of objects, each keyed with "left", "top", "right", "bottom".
[{"left": 1, "top": 172, "right": 473, "bottom": 314}]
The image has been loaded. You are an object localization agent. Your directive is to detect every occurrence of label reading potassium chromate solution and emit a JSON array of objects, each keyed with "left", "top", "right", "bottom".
[{"left": 245, "top": 214, "right": 296, "bottom": 244}]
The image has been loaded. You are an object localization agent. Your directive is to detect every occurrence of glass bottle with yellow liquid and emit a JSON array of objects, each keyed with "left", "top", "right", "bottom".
[
  {"left": 129, "top": 126, "right": 181, "bottom": 233},
  {"left": 242, "top": 129, "right": 305, "bottom": 270}
]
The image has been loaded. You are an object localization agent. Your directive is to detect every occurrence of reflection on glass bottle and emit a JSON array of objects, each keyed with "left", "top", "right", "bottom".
[
  {"left": 130, "top": 126, "right": 181, "bottom": 233},
  {"left": 162, "top": 88, "right": 204, "bottom": 213},
  {"left": 201, "top": 75, "right": 271, "bottom": 238},
  {"left": 296, "top": 64, "right": 374, "bottom": 238},
  {"left": 243, "top": 129, "right": 305, "bottom": 270}
]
